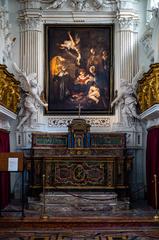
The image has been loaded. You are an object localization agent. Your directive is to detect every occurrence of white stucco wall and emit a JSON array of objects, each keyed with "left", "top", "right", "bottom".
[{"left": 0, "top": 0, "right": 153, "bottom": 199}]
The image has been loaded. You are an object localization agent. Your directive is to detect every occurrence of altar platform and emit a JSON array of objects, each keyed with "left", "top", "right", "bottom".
[
  {"left": 0, "top": 198, "right": 159, "bottom": 239},
  {"left": 28, "top": 191, "right": 130, "bottom": 215}
]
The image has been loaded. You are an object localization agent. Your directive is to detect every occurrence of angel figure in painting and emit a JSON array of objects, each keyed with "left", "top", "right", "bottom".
[
  {"left": 12, "top": 63, "right": 48, "bottom": 130},
  {"left": 59, "top": 31, "right": 81, "bottom": 65},
  {"left": 111, "top": 79, "right": 140, "bottom": 127},
  {"left": 87, "top": 82, "right": 100, "bottom": 104}
]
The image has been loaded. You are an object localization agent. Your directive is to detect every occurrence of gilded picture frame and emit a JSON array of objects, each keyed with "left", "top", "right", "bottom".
[{"left": 45, "top": 24, "right": 114, "bottom": 115}]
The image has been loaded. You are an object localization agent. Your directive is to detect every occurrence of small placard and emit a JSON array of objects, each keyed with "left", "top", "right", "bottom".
[{"left": 8, "top": 157, "right": 18, "bottom": 171}]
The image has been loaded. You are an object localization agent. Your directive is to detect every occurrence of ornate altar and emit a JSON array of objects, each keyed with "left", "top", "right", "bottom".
[{"left": 26, "top": 118, "right": 132, "bottom": 198}]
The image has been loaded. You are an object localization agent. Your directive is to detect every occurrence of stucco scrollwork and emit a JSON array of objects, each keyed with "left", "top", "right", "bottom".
[
  {"left": 140, "top": 26, "right": 153, "bottom": 61},
  {"left": 142, "top": 4, "right": 159, "bottom": 63},
  {"left": 45, "top": 0, "right": 114, "bottom": 11},
  {"left": 0, "top": 4, "right": 9, "bottom": 33},
  {"left": 48, "top": 117, "right": 110, "bottom": 128},
  {"left": 149, "top": 6, "right": 159, "bottom": 63},
  {"left": 0, "top": 1, "right": 17, "bottom": 69}
]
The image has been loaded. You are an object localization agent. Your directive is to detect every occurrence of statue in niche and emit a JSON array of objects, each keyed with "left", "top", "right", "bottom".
[
  {"left": 111, "top": 67, "right": 145, "bottom": 127},
  {"left": 149, "top": 3, "right": 159, "bottom": 62},
  {"left": 0, "top": 1, "right": 16, "bottom": 68},
  {"left": 12, "top": 62, "right": 48, "bottom": 130}
]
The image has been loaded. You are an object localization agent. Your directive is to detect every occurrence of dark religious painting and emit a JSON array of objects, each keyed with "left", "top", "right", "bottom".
[{"left": 45, "top": 24, "right": 114, "bottom": 115}]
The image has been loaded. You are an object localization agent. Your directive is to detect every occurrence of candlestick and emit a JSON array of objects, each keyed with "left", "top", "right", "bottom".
[
  {"left": 40, "top": 174, "right": 49, "bottom": 219},
  {"left": 153, "top": 174, "right": 159, "bottom": 220}
]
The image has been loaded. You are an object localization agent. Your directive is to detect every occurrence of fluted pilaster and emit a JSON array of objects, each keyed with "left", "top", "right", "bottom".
[
  {"left": 116, "top": 15, "right": 139, "bottom": 83},
  {"left": 19, "top": 13, "right": 42, "bottom": 76}
]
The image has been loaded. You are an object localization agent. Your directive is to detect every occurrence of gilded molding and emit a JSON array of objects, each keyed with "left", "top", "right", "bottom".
[
  {"left": 0, "top": 64, "right": 20, "bottom": 113},
  {"left": 137, "top": 63, "right": 159, "bottom": 113}
]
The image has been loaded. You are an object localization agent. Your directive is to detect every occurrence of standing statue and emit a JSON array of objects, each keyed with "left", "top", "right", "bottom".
[
  {"left": 111, "top": 79, "right": 140, "bottom": 127},
  {"left": 12, "top": 63, "right": 48, "bottom": 130}
]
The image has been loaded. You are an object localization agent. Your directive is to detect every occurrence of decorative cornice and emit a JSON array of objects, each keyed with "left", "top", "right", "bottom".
[
  {"left": 140, "top": 104, "right": 159, "bottom": 121},
  {"left": 140, "top": 103, "right": 159, "bottom": 132},
  {"left": 0, "top": 105, "right": 17, "bottom": 120},
  {"left": 0, "top": 119, "right": 10, "bottom": 131},
  {"left": 48, "top": 117, "right": 111, "bottom": 128}
]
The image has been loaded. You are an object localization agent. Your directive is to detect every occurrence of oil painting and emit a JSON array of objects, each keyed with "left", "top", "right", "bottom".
[{"left": 45, "top": 25, "right": 114, "bottom": 114}]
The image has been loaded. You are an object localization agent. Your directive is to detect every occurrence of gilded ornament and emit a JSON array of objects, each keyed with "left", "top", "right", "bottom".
[
  {"left": 137, "top": 63, "right": 159, "bottom": 112},
  {"left": 0, "top": 64, "right": 20, "bottom": 113}
]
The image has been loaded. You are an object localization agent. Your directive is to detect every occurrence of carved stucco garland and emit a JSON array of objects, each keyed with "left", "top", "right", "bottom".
[{"left": 48, "top": 117, "right": 110, "bottom": 127}]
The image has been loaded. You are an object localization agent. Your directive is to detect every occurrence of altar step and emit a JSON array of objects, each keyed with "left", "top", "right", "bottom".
[{"left": 28, "top": 192, "right": 130, "bottom": 215}]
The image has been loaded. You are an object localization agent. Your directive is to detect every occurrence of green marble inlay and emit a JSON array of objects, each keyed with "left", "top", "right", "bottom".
[
  {"left": 91, "top": 136, "right": 121, "bottom": 146},
  {"left": 36, "top": 136, "right": 67, "bottom": 146}
]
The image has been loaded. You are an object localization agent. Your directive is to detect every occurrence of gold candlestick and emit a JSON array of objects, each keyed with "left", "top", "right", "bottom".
[
  {"left": 153, "top": 174, "right": 159, "bottom": 220},
  {"left": 40, "top": 174, "right": 49, "bottom": 219}
]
